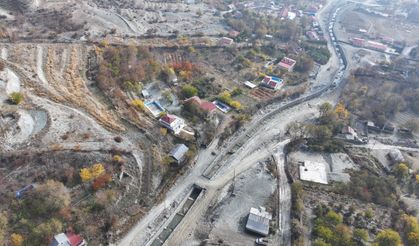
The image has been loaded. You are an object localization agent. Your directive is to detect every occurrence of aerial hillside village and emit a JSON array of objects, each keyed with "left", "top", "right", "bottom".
[{"left": 0, "top": 0, "right": 419, "bottom": 245}]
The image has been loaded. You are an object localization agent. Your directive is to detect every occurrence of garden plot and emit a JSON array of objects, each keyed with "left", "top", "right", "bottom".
[{"left": 328, "top": 153, "right": 358, "bottom": 182}]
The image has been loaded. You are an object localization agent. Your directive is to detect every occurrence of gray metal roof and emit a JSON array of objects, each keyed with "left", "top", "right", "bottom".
[
  {"left": 49, "top": 233, "right": 71, "bottom": 246},
  {"left": 245, "top": 207, "right": 271, "bottom": 236},
  {"left": 169, "top": 144, "right": 189, "bottom": 162}
]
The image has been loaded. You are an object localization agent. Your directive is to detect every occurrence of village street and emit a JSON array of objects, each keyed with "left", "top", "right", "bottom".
[{"left": 118, "top": 0, "right": 345, "bottom": 245}]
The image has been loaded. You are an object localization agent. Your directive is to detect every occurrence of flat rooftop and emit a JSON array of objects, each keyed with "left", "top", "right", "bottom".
[
  {"left": 299, "top": 161, "right": 328, "bottom": 184},
  {"left": 245, "top": 207, "right": 272, "bottom": 236}
]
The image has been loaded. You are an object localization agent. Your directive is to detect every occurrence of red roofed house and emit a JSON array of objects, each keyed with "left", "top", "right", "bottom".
[
  {"left": 352, "top": 37, "right": 366, "bottom": 47},
  {"left": 280, "top": 7, "right": 289, "bottom": 18},
  {"left": 366, "top": 40, "right": 387, "bottom": 52},
  {"left": 159, "top": 114, "right": 185, "bottom": 134},
  {"left": 185, "top": 96, "right": 217, "bottom": 114},
  {"left": 50, "top": 232, "right": 86, "bottom": 246},
  {"left": 228, "top": 30, "right": 240, "bottom": 38},
  {"left": 261, "top": 76, "right": 284, "bottom": 90},
  {"left": 218, "top": 37, "right": 234, "bottom": 46},
  {"left": 306, "top": 30, "right": 320, "bottom": 41},
  {"left": 278, "top": 57, "right": 297, "bottom": 72}
]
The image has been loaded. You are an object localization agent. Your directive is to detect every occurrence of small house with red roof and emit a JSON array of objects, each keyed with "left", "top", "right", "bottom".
[
  {"left": 261, "top": 76, "right": 284, "bottom": 90},
  {"left": 218, "top": 37, "right": 234, "bottom": 46},
  {"left": 228, "top": 30, "right": 240, "bottom": 38},
  {"left": 184, "top": 96, "right": 217, "bottom": 115},
  {"left": 351, "top": 37, "right": 366, "bottom": 47},
  {"left": 278, "top": 57, "right": 297, "bottom": 72},
  {"left": 159, "top": 114, "right": 185, "bottom": 134},
  {"left": 280, "top": 7, "right": 289, "bottom": 18},
  {"left": 49, "top": 232, "right": 86, "bottom": 246}
]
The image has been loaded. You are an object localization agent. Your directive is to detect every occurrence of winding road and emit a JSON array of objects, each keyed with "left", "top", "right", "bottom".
[{"left": 118, "top": 0, "right": 357, "bottom": 245}]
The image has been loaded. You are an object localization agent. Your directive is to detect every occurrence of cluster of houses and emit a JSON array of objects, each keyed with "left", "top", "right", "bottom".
[
  {"left": 349, "top": 26, "right": 405, "bottom": 54},
  {"left": 157, "top": 94, "right": 237, "bottom": 165},
  {"left": 258, "top": 56, "right": 296, "bottom": 91},
  {"left": 155, "top": 95, "right": 231, "bottom": 164},
  {"left": 157, "top": 96, "right": 222, "bottom": 135},
  {"left": 306, "top": 19, "right": 325, "bottom": 42},
  {"left": 218, "top": 1, "right": 323, "bottom": 45},
  {"left": 234, "top": 1, "right": 321, "bottom": 18}
]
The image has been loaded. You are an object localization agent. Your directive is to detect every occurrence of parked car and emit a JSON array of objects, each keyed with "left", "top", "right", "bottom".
[{"left": 255, "top": 237, "right": 270, "bottom": 245}]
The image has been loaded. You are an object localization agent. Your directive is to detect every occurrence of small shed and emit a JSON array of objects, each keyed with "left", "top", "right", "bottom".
[
  {"left": 142, "top": 90, "right": 150, "bottom": 98},
  {"left": 245, "top": 207, "right": 272, "bottom": 236},
  {"left": 388, "top": 149, "right": 405, "bottom": 163},
  {"left": 169, "top": 144, "right": 189, "bottom": 163},
  {"left": 244, "top": 81, "right": 257, "bottom": 89}
]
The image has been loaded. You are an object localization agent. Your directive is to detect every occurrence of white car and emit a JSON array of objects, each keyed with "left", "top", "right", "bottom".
[{"left": 255, "top": 238, "right": 270, "bottom": 245}]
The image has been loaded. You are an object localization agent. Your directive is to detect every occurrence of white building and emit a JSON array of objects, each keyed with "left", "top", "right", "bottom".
[
  {"left": 159, "top": 114, "right": 185, "bottom": 135},
  {"left": 299, "top": 161, "right": 328, "bottom": 184}
]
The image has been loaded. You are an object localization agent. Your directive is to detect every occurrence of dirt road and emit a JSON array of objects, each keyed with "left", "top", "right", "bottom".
[{"left": 273, "top": 141, "right": 291, "bottom": 246}]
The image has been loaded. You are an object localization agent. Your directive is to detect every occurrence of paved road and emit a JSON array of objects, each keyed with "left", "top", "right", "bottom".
[{"left": 119, "top": 0, "right": 349, "bottom": 244}]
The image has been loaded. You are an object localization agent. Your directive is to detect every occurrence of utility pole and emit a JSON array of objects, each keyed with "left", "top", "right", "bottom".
[{"left": 231, "top": 168, "right": 236, "bottom": 197}]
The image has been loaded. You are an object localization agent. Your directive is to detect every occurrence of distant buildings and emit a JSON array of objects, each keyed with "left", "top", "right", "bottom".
[
  {"left": 49, "top": 232, "right": 86, "bottom": 246},
  {"left": 366, "top": 121, "right": 394, "bottom": 134},
  {"left": 299, "top": 161, "right": 328, "bottom": 185},
  {"left": 279, "top": 7, "right": 289, "bottom": 18},
  {"left": 245, "top": 207, "right": 272, "bottom": 236},
  {"left": 261, "top": 75, "right": 284, "bottom": 90},
  {"left": 228, "top": 30, "right": 240, "bottom": 38},
  {"left": 365, "top": 40, "right": 387, "bottom": 52},
  {"left": 169, "top": 144, "right": 189, "bottom": 163},
  {"left": 288, "top": 11, "right": 297, "bottom": 20},
  {"left": 352, "top": 37, "right": 366, "bottom": 47},
  {"left": 278, "top": 57, "right": 297, "bottom": 72},
  {"left": 381, "top": 36, "right": 394, "bottom": 45},
  {"left": 304, "top": 5, "right": 319, "bottom": 16},
  {"left": 159, "top": 114, "right": 185, "bottom": 134},
  {"left": 306, "top": 30, "right": 320, "bottom": 41},
  {"left": 351, "top": 38, "right": 388, "bottom": 52}
]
